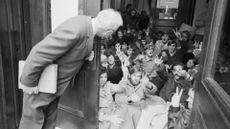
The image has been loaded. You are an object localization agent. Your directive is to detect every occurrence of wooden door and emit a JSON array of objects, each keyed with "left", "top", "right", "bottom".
[
  {"left": 55, "top": 0, "right": 101, "bottom": 129},
  {"left": 189, "top": 0, "right": 230, "bottom": 128},
  {"left": 0, "top": 0, "right": 27, "bottom": 128},
  {"left": 56, "top": 42, "right": 100, "bottom": 129}
]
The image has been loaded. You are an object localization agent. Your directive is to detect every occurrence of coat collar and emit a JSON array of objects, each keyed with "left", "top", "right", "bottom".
[{"left": 86, "top": 16, "right": 94, "bottom": 39}]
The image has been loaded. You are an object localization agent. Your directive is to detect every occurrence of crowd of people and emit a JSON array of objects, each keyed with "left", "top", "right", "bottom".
[{"left": 98, "top": 7, "right": 203, "bottom": 129}]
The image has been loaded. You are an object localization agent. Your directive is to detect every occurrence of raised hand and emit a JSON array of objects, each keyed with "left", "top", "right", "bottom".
[
  {"left": 141, "top": 72, "right": 149, "bottom": 84},
  {"left": 173, "top": 28, "right": 182, "bottom": 40},
  {"left": 193, "top": 49, "right": 201, "bottom": 57},
  {"left": 171, "top": 87, "right": 183, "bottom": 107},
  {"left": 194, "top": 40, "right": 200, "bottom": 49},
  {"left": 115, "top": 43, "right": 121, "bottom": 52},
  {"left": 154, "top": 56, "right": 163, "bottom": 66}
]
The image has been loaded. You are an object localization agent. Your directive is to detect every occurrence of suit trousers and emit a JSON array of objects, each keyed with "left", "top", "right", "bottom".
[{"left": 19, "top": 92, "right": 60, "bottom": 129}]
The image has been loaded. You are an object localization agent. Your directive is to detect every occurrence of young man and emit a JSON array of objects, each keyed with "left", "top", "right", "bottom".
[
  {"left": 19, "top": 8, "right": 123, "bottom": 129},
  {"left": 159, "top": 63, "right": 192, "bottom": 107},
  {"left": 163, "top": 40, "right": 184, "bottom": 66}
]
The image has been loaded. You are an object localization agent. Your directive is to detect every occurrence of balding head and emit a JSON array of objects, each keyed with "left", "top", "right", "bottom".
[{"left": 94, "top": 8, "right": 123, "bottom": 38}]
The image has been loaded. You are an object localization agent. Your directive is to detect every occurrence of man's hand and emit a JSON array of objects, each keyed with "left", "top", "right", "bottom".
[
  {"left": 115, "top": 43, "right": 121, "bottom": 52},
  {"left": 173, "top": 28, "right": 182, "bottom": 40},
  {"left": 171, "top": 87, "right": 183, "bottom": 107},
  {"left": 86, "top": 51, "right": 94, "bottom": 61},
  {"left": 141, "top": 73, "right": 149, "bottom": 84},
  {"left": 23, "top": 86, "right": 39, "bottom": 95},
  {"left": 154, "top": 56, "right": 163, "bottom": 66}
]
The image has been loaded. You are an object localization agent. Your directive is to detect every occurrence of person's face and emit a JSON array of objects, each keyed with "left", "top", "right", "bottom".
[
  {"left": 146, "top": 49, "right": 154, "bottom": 57},
  {"left": 181, "top": 33, "right": 189, "bottom": 41},
  {"left": 118, "top": 31, "right": 123, "bottom": 39},
  {"left": 157, "top": 33, "right": 163, "bottom": 40},
  {"left": 162, "top": 34, "right": 169, "bottom": 43},
  {"left": 161, "top": 51, "right": 167, "bottom": 57},
  {"left": 172, "top": 65, "right": 183, "bottom": 80},
  {"left": 123, "top": 30, "right": 127, "bottom": 36},
  {"left": 131, "top": 10, "right": 136, "bottom": 16},
  {"left": 141, "top": 40, "right": 146, "bottom": 45},
  {"left": 186, "top": 59, "right": 195, "bottom": 68},
  {"left": 161, "top": 51, "right": 168, "bottom": 62},
  {"left": 101, "top": 61, "right": 108, "bottom": 68},
  {"left": 168, "top": 43, "right": 176, "bottom": 53},
  {"left": 187, "top": 89, "right": 195, "bottom": 109},
  {"left": 101, "top": 46, "right": 105, "bottom": 54},
  {"left": 130, "top": 71, "right": 142, "bottom": 85},
  {"left": 100, "top": 73, "right": 108, "bottom": 87},
  {"left": 148, "top": 45, "right": 154, "bottom": 50},
  {"left": 131, "top": 29, "right": 136, "bottom": 34},
  {"left": 107, "top": 55, "right": 115, "bottom": 65},
  {"left": 127, "top": 48, "right": 133, "bottom": 56},
  {"left": 138, "top": 30, "right": 142, "bottom": 35}
]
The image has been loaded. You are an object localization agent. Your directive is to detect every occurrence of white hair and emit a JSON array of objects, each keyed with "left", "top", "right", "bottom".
[{"left": 95, "top": 8, "right": 123, "bottom": 31}]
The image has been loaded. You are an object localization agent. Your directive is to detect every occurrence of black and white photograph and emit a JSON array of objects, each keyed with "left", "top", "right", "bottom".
[{"left": 0, "top": 0, "right": 230, "bottom": 129}]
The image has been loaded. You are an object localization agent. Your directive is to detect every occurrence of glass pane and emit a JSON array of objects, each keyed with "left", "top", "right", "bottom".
[
  {"left": 51, "top": 0, "right": 78, "bottom": 31},
  {"left": 156, "top": 0, "right": 179, "bottom": 19},
  {"left": 214, "top": 6, "right": 230, "bottom": 96}
]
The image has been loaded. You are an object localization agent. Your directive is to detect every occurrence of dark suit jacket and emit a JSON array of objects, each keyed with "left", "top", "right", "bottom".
[{"left": 21, "top": 15, "right": 94, "bottom": 95}]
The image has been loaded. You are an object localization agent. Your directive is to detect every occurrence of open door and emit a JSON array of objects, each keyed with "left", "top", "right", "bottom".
[
  {"left": 56, "top": 41, "right": 100, "bottom": 129},
  {"left": 189, "top": 0, "right": 230, "bottom": 129},
  {"left": 52, "top": 0, "right": 101, "bottom": 129}
]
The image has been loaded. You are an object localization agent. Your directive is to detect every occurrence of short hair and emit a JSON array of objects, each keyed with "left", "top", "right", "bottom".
[
  {"left": 126, "top": 4, "right": 132, "bottom": 10},
  {"left": 172, "top": 62, "right": 186, "bottom": 70},
  {"left": 168, "top": 40, "right": 177, "bottom": 47},
  {"left": 95, "top": 8, "right": 123, "bottom": 31},
  {"left": 128, "top": 64, "right": 143, "bottom": 75},
  {"left": 181, "top": 30, "right": 191, "bottom": 39}
]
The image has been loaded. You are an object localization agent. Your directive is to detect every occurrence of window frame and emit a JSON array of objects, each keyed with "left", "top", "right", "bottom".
[{"left": 200, "top": 0, "right": 230, "bottom": 123}]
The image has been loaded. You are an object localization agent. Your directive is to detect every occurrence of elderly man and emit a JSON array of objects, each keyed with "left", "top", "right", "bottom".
[{"left": 19, "top": 8, "right": 123, "bottom": 129}]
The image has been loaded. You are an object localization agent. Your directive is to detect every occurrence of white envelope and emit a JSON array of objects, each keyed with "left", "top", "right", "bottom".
[{"left": 18, "top": 60, "right": 58, "bottom": 94}]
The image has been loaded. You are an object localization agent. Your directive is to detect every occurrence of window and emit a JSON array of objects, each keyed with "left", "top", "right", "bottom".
[
  {"left": 200, "top": 0, "right": 230, "bottom": 121},
  {"left": 51, "top": 0, "right": 79, "bottom": 31},
  {"left": 213, "top": 2, "right": 230, "bottom": 96},
  {"left": 156, "top": 0, "right": 180, "bottom": 19}
]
